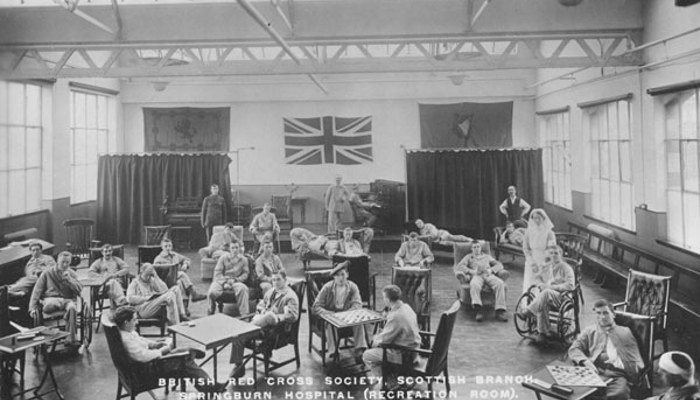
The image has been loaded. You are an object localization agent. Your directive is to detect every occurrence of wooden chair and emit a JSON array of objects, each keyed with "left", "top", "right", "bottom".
[
  {"left": 391, "top": 266, "right": 432, "bottom": 332},
  {"left": 613, "top": 270, "right": 671, "bottom": 359},
  {"left": 88, "top": 244, "right": 125, "bottom": 266},
  {"left": 1, "top": 286, "right": 25, "bottom": 387},
  {"left": 380, "top": 301, "right": 461, "bottom": 394},
  {"left": 614, "top": 311, "right": 655, "bottom": 397},
  {"left": 63, "top": 218, "right": 95, "bottom": 262},
  {"left": 335, "top": 227, "right": 375, "bottom": 254},
  {"left": 248, "top": 279, "right": 305, "bottom": 376},
  {"left": 554, "top": 232, "right": 588, "bottom": 266},
  {"left": 271, "top": 195, "right": 293, "bottom": 230},
  {"left": 143, "top": 225, "right": 171, "bottom": 246},
  {"left": 305, "top": 270, "right": 354, "bottom": 366},
  {"left": 132, "top": 263, "right": 176, "bottom": 337},
  {"left": 231, "top": 204, "right": 252, "bottom": 227},
  {"left": 216, "top": 257, "right": 263, "bottom": 313},
  {"left": 103, "top": 315, "right": 186, "bottom": 400},
  {"left": 137, "top": 245, "right": 162, "bottom": 268},
  {"left": 33, "top": 294, "right": 93, "bottom": 349},
  {"left": 453, "top": 241, "right": 510, "bottom": 309},
  {"left": 331, "top": 255, "right": 377, "bottom": 309}
]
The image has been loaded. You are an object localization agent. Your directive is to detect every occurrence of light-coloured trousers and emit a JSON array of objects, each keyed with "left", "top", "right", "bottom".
[
  {"left": 134, "top": 287, "right": 186, "bottom": 325},
  {"left": 207, "top": 281, "right": 249, "bottom": 315},
  {"left": 470, "top": 274, "right": 507, "bottom": 311},
  {"left": 42, "top": 297, "right": 78, "bottom": 343},
  {"left": 526, "top": 288, "right": 564, "bottom": 334}
]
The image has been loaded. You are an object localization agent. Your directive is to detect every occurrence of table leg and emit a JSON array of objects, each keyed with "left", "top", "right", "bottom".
[
  {"left": 171, "top": 332, "right": 177, "bottom": 348},
  {"left": 34, "top": 341, "right": 64, "bottom": 400}
]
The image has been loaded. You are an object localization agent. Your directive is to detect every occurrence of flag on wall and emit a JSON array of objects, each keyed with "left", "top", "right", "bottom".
[
  {"left": 143, "top": 107, "right": 230, "bottom": 152},
  {"left": 419, "top": 102, "right": 513, "bottom": 149},
  {"left": 283, "top": 116, "right": 373, "bottom": 165}
]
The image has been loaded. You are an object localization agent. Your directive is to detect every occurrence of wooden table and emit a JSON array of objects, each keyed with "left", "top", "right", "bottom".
[
  {"left": 168, "top": 313, "right": 261, "bottom": 381},
  {"left": 522, "top": 360, "right": 609, "bottom": 400},
  {"left": 321, "top": 308, "right": 384, "bottom": 366},
  {"left": 0, "top": 240, "right": 54, "bottom": 286},
  {"left": 0, "top": 328, "right": 69, "bottom": 400}
]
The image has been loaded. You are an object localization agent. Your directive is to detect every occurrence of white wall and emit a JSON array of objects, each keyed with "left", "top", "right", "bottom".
[{"left": 120, "top": 71, "right": 536, "bottom": 185}]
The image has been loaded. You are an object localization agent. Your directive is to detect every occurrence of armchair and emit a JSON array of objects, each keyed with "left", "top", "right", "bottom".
[
  {"left": 216, "top": 256, "right": 263, "bottom": 314},
  {"left": 614, "top": 311, "right": 655, "bottom": 397},
  {"left": 335, "top": 227, "right": 374, "bottom": 255},
  {"left": 332, "top": 255, "right": 377, "bottom": 309},
  {"left": 453, "top": 241, "right": 509, "bottom": 309},
  {"left": 380, "top": 301, "right": 460, "bottom": 393},
  {"left": 391, "top": 266, "right": 432, "bottom": 332},
  {"left": 199, "top": 224, "right": 245, "bottom": 281}
]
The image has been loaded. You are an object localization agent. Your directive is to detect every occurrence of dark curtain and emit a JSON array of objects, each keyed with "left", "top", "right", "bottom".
[
  {"left": 96, "top": 153, "right": 232, "bottom": 245},
  {"left": 406, "top": 149, "right": 543, "bottom": 239},
  {"left": 419, "top": 102, "right": 513, "bottom": 149}
]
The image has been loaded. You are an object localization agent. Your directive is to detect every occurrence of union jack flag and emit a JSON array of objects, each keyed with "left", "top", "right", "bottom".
[{"left": 284, "top": 116, "right": 373, "bottom": 165}]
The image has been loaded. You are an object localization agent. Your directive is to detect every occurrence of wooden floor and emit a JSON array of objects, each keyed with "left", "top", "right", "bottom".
[{"left": 3, "top": 243, "right": 699, "bottom": 400}]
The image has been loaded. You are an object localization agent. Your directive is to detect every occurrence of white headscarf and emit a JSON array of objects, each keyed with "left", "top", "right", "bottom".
[{"left": 526, "top": 208, "right": 555, "bottom": 248}]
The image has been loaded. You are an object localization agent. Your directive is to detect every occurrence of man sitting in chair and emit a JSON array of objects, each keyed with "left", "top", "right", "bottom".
[
  {"left": 198, "top": 222, "right": 244, "bottom": 259},
  {"left": 415, "top": 219, "right": 472, "bottom": 245},
  {"left": 454, "top": 241, "right": 508, "bottom": 322},
  {"left": 250, "top": 203, "right": 280, "bottom": 252},
  {"left": 500, "top": 221, "right": 527, "bottom": 247},
  {"left": 29, "top": 251, "right": 83, "bottom": 347},
  {"left": 127, "top": 264, "right": 189, "bottom": 325},
  {"left": 229, "top": 270, "right": 299, "bottom": 378},
  {"left": 312, "top": 262, "right": 367, "bottom": 360},
  {"left": 154, "top": 238, "right": 206, "bottom": 312},
  {"left": 207, "top": 241, "right": 250, "bottom": 315},
  {"left": 255, "top": 241, "right": 285, "bottom": 295},
  {"left": 647, "top": 351, "right": 698, "bottom": 400},
  {"left": 349, "top": 186, "right": 379, "bottom": 228},
  {"left": 112, "top": 306, "right": 226, "bottom": 395},
  {"left": 362, "top": 285, "right": 421, "bottom": 378},
  {"left": 568, "top": 299, "right": 644, "bottom": 400},
  {"left": 515, "top": 245, "right": 575, "bottom": 342},
  {"left": 395, "top": 232, "right": 434, "bottom": 268},
  {"left": 8, "top": 240, "right": 56, "bottom": 299},
  {"left": 88, "top": 243, "right": 129, "bottom": 310},
  {"left": 336, "top": 227, "right": 366, "bottom": 257}
]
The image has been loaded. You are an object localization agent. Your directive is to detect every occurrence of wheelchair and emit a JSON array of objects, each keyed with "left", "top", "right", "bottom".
[
  {"left": 33, "top": 295, "right": 93, "bottom": 350},
  {"left": 514, "top": 257, "right": 582, "bottom": 345}
]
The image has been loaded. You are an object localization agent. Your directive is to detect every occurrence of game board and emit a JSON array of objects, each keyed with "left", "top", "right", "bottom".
[
  {"left": 546, "top": 365, "right": 607, "bottom": 387},
  {"left": 324, "top": 309, "right": 383, "bottom": 327}
]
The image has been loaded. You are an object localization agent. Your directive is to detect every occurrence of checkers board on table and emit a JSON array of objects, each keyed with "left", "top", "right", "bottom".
[
  {"left": 323, "top": 308, "right": 384, "bottom": 328},
  {"left": 546, "top": 365, "right": 607, "bottom": 387}
]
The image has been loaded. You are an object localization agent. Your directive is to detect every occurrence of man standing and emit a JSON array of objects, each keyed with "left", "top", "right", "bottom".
[
  {"left": 255, "top": 241, "right": 285, "bottom": 295},
  {"left": 126, "top": 263, "right": 188, "bottom": 325},
  {"left": 312, "top": 262, "right": 367, "bottom": 359},
  {"left": 362, "top": 285, "right": 421, "bottom": 378},
  {"left": 454, "top": 241, "right": 508, "bottom": 322},
  {"left": 154, "top": 238, "right": 206, "bottom": 314},
  {"left": 229, "top": 270, "right": 299, "bottom": 378},
  {"left": 516, "top": 246, "right": 575, "bottom": 341},
  {"left": 29, "top": 251, "right": 83, "bottom": 347},
  {"left": 499, "top": 185, "right": 531, "bottom": 228},
  {"left": 394, "top": 232, "right": 434, "bottom": 268},
  {"left": 646, "top": 351, "right": 698, "bottom": 400},
  {"left": 8, "top": 240, "right": 56, "bottom": 298},
  {"left": 207, "top": 241, "right": 249, "bottom": 315},
  {"left": 111, "top": 306, "right": 225, "bottom": 395},
  {"left": 88, "top": 243, "right": 129, "bottom": 310},
  {"left": 324, "top": 175, "right": 350, "bottom": 233},
  {"left": 249, "top": 203, "right": 280, "bottom": 253},
  {"left": 569, "top": 299, "right": 644, "bottom": 400},
  {"left": 201, "top": 183, "right": 227, "bottom": 242}
]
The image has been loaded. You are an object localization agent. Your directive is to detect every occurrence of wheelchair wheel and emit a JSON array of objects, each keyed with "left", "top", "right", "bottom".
[
  {"left": 514, "top": 292, "right": 535, "bottom": 337},
  {"left": 557, "top": 299, "right": 578, "bottom": 345},
  {"left": 80, "top": 303, "right": 93, "bottom": 349}
]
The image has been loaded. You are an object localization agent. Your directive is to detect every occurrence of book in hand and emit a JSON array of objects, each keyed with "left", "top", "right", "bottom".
[{"left": 149, "top": 292, "right": 166, "bottom": 300}]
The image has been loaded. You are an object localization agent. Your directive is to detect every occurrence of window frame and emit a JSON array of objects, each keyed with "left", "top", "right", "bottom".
[{"left": 538, "top": 109, "right": 572, "bottom": 210}]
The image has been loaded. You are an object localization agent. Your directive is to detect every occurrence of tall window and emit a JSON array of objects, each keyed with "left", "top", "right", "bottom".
[
  {"left": 539, "top": 111, "right": 572, "bottom": 209},
  {"left": 0, "top": 81, "right": 43, "bottom": 218},
  {"left": 665, "top": 88, "right": 699, "bottom": 251},
  {"left": 586, "top": 98, "right": 634, "bottom": 230},
  {"left": 70, "top": 90, "right": 112, "bottom": 203}
]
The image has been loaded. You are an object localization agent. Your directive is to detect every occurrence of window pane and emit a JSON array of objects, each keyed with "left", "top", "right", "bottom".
[
  {"left": 600, "top": 180, "right": 610, "bottom": 221},
  {"left": 8, "top": 170, "right": 25, "bottom": 215},
  {"left": 26, "top": 128, "right": 42, "bottom": 168},
  {"left": 683, "top": 192, "right": 700, "bottom": 251},
  {"left": 8, "top": 127, "right": 25, "bottom": 169},
  {"left": 620, "top": 183, "right": 632, "bottom": 228},
  {"left": 682, "top": 141, "right": 699, "bottom": 192},
  {"left": 600, "top": 142, "right": 609, "bottom": 179},
  {"left": 25, "top": 84, "right": 41, "bottom": 126},
  {"left": 608, "top": 103, "right": 619, "bottom": 140},
  {"left": 86, "top": 129, "right": 98, "bottom": 165},
  {"left": 97, "top": 95, "right": 108, "bottom": 129},
  {"left": 667, "top": 141, "right": 681, "bottom": 189},
  {"left": 25, "top": 168, "right": 41, "bottom": 211},
  {"left": 70, "top": 91, "right": 75, "bottom": 127},
  {"left": 667, "top": 190, "right": 684, "bottom": 245},
  {"left": 590, "top": 111, "right": 599, "bottom": 140},
  {"left": 610, "top": 141, "right": 620, "bottom": 181},
  {"left": 610, "top": 182, "right": 621, "bottom": 225},
  {"left": 86, "top": 94, "right": 97, "bottom": 129},
  {"left": 591, "top": 141, "right": 599, "bottom": 178},
  {"left": 592, "top": 178, "right": 601, "bottom": 216},
  {"left": 620, "top": 141, "right": 631, "bottom": 182},
  {"left": 74, "top": 92, "right": 86, "bottom": 128},
  {"left": 681, "top": 92, "right": 698, "bottom": 139},
  {"left": 87, "top": 166, "right": 97, "bottom": 201},
  {"left": 0, "top": 81, "right": 7, "bottom": 124},
  {"left": 0, "top": 126, "right": 7, "bottom": 171},
  {"left": 74, "top": 129, "right": 87, "bottom": 165},
  {"left": 619, "top": 101, "right": 630, "bottom": 140},
  {"left": 563, "top": 113, "right": 570, "bottom": 139},
  {"left": 97, "top": 130, "right": 109, "bottom": 154},
  {"left": 0, "top": 172, "right": 6, "bottom": 216},
  {"left": 8, "top": 83, "right": 24, "bottom": 126},
  {"left": 73, "top": 166, "right": 86, "bottom": 202},
  {"left": 665, "top": 101, "right": 680, "bottom": 139}
]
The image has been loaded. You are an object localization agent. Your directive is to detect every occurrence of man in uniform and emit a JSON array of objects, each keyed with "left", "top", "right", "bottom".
[{"left": 201, "top": 183, "right": 227, "bottom": 242}]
